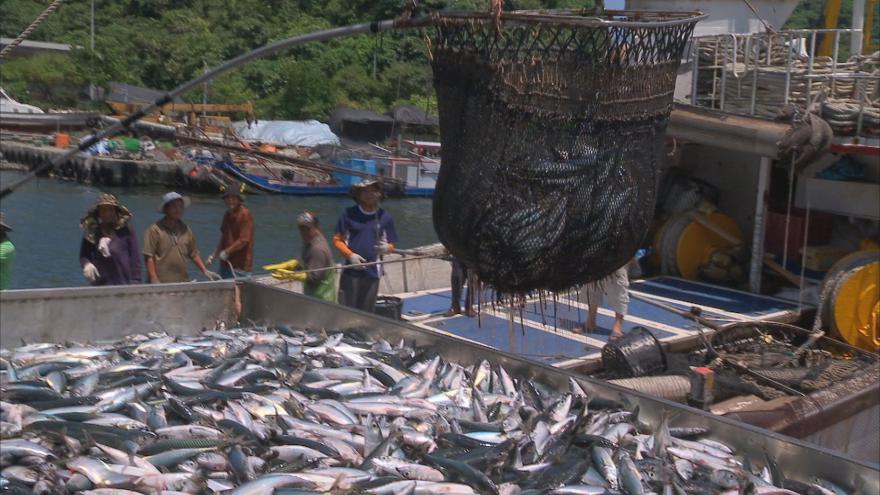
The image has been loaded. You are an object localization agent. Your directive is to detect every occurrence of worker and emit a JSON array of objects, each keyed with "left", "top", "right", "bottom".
[
  {"left": 206, "top": 182, "right": 254, "bottom": 278},
  {"left": 575, "top": 260, "right": 636, "bottom": 341},
  {"left": 79, "top": 193, "right": 141, "bottom": 286},
  {"left": 0, "top": 213, "right": 14, "bottom": 290},
  {"left": 446, "top": 256, "right": 476, "bottom": 317},
  {"left": 295, "top": 211, "right": 336, "bottom": 303},
  {"left": 333, "top": 179, "right": 398, "bottom": 312},
  {"left": 143, "top": 192, "right": 220, "bottom": 283}
]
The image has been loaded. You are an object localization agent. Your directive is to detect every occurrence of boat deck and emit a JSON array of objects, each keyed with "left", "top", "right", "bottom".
[{"left": 392, "top": 276, "right": 806, "bottom": 369}]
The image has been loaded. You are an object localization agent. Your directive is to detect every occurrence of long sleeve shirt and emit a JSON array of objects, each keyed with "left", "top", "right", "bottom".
[
  {"left": 302, "top": 234, "right": 333, "bottom": 286},
  {"left": 333, "top": 206, "right": 397, "bottom": 279},
  {"left": 219, "top": 206, "right": 255, "bottom": 272},
  {"left": 79, "top": 225, "right": 141, "bottom": 285}
]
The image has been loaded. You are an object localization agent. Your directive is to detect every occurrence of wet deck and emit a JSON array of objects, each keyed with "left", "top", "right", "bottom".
[{"left": 392, "top": 277, "right": 805, "bottom": 369}]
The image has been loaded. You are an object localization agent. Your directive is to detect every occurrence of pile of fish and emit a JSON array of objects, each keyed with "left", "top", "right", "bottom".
[{"left": 0, "top": 325, "right": 855, "bottom": 495}]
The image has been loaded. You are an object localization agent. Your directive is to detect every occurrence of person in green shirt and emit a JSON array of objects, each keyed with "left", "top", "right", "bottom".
[
  {"left": 295, "top": 211, "right": 336, "bottom": 303},
  {"left": 0, "top": 213, "right": 14, "bottom": 290}
]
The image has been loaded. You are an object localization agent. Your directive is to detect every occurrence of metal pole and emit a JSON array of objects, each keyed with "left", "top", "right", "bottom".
[
  {"left": 783, "top": 33, "right": 793, "bottom": 105},
  {"left": 807, "top": 32, "right": 817, "bottom": 109},
  {"left": 856, "top": 79, "right": 866, "bottom": 137},
  {"left": 831, "top": 31, "right": 840, "bottom": 96},
  {"left": 690, "top": 39, "right": 699, "bottom": 105},
  {"left": 852, "top": 0, "right": 866, "bottom": 56},
  {"left": 0, "top": 16, "right": 433, "bottom": 199},
  {"left": 749, "top": 156, "right": 772, "bottom": 293},
  {"left": 89, "top": 0, "right": 95, "bottom": 101},
  {"left": 720, "top": 37, "right": 730, "bottom": 111},
  {"left": 750, "top": 37, "right": 759, "bottom": 115},
  {"left": 202, "top": 61, "right": 208, "bottom": 122}
]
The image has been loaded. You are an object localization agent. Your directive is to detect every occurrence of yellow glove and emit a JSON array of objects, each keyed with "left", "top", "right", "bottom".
[
  {"left": 269, "top": 268, "right": 307, "bottom": 281},
  {"left": 263, "top": 258, "right": 300, "bottom": 272}
]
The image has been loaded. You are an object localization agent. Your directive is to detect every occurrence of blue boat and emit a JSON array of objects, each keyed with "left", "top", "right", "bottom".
[
  {"left": 215, "top": 159, "right": 352, "bottom": 195},
  {"left": 214, "top": 149, "right": 437, "bottom": 197}
]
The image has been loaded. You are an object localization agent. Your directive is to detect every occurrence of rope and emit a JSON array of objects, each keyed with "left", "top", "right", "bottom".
[
  {"left": 0, "top": 0, "right": 65, "bottom": 60},
  {"left": 781, "top": 153, "right": 797, "bottom": 270},
  {"left": 738, "top": 0, "right": 776, "bottom": 34},
  {"left": 256, "top": 253, "right": 442, "bottom": 279},
  {"left": 798, "top": 199, "right": 811, "bottom": 313}
]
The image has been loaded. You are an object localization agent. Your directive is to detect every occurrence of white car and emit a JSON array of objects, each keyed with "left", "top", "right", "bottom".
[{"left": 0, "top": 88, "right": 44, "bottom": 114}]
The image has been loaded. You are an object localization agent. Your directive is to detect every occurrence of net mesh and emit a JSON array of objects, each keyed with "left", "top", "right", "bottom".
[{"left": 429, "top": 10, "right": 701, "bottom": 292}]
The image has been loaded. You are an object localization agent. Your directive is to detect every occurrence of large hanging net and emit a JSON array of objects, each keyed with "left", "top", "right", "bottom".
[{"left": 429, "top": 10, "right": 703, "bottom": 292}]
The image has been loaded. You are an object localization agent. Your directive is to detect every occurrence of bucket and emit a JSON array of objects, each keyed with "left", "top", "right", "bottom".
[
  {"left": 54, "top": 133, "right": 70, "bottom": 148},
  {"left": 374, "top": 296, "right": 402, "bottom": 320},
  {"left": 601, "top": 326, "right": 667, "bottom": 378}
]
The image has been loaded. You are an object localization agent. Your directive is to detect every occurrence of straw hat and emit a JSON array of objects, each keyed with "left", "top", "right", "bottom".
[
  {"left": 85, "top": 193, "right": 132, "bottom": 221},
  {"left": 95, "top": 193, "right": 123, "bottom": 209},
  {"left": 349, "top": 179, "right": 384, "bottom": 200},
  {"left": 81, "top": 193, "right": 133, "bottom": 242}
]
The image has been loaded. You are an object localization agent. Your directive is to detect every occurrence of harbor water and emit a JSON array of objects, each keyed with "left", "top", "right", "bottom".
[{"left": 0, "top": 171, "right": 436, "bottom": 289}]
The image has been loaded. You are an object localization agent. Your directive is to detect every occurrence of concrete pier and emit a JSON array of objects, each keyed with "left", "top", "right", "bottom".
[{"left": 0, "top": 140, "right": 226, "bottom": 191}]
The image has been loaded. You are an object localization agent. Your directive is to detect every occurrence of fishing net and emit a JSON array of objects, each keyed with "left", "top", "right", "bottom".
[{"left": 429, "top": 10, "right": 702, "bottom": 292}]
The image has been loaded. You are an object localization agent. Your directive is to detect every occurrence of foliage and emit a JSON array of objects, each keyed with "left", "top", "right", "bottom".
[
  {"left": 0, "top": 54, "right": 86, "bottom": 108},
  {"left": 5, "top": 0, "right": 867, "bottom": 119}
]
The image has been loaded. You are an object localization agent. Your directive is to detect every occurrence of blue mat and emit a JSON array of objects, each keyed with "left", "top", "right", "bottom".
[
  {"left": 424, "top": 314, "right": 598, "bottom": 364},
  {"left": 632, "top": 277, "right": 799, "bottom": 317},
  {"left": 401, "top": 292, "right": 452, "bottom": 317},
  {"left": 519, "top": 302, "right": 680, "bottom": 342}
]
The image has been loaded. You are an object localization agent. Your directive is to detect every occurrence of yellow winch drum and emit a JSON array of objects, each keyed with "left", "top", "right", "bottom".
[{"left": 822, "top": 250, "right": 880, "bottom": 352}]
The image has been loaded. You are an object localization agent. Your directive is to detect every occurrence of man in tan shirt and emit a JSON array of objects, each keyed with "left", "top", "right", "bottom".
[{"left": 143, "top": 192, "right": 220, "bottom": 283}]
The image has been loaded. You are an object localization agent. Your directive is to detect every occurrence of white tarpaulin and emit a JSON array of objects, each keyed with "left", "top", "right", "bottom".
[{"left": 233, "top": 120, "right": 340, "bottom": 147}]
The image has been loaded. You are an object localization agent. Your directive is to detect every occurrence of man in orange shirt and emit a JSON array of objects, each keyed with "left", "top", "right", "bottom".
[{"left": 207, "top": 182, "right": 254, "bottom": 278}]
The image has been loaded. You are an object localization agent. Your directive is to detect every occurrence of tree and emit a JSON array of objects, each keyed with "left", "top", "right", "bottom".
[
  {"left": 0, "top": 54, "right": 86, "bottom": 109},
  {"left": 279, "top": 61, "right": 335, "bottom": 120}
]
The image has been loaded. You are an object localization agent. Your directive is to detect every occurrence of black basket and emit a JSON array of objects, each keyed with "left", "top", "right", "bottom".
[
  {"left": 602, "top": 325, "right": 667, "bottom": 378},
  {"left": 374, "top": 296, "right": 403, "bottom": 320},
  {"left": 429, "top": 10, "right": 703, "bottom": 293}
]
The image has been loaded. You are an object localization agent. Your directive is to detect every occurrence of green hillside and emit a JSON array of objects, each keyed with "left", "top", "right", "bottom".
[{"left": 0, "top": 0, "right": 872, "bottom": 116}]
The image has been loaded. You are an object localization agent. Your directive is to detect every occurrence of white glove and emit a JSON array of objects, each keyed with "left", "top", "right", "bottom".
[
  {"left": 347, "top": 253, "right": 367, "bottom": 270},
  {"left": 204, "top": 270, "right": 222, "bottom": 281},
  {"left": 83, "top": 263, "right": 100, "bottom": 283},
  {"left": 97, "top": 237, "right": 111, "bottom": 258},
  {"left": 218, "top": 250, "right": 229, "bottom": 262},
  {"left": 205, "top": 254, "right": 215, "bottom": 265},
  {"left": 375, "top": 240, "right": 392, "bottom": 255}
]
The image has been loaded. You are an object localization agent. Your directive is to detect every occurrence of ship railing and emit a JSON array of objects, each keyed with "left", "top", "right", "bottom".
[{"left": 685, "top": 29, "right": 877, "bottom": 139}]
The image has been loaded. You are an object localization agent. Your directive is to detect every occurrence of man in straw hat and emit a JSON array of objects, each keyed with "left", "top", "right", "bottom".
[
  {"left": 79, "top": 193, "right": 141, "bottom": 285},
  {"left": 333, "top": 179, "right": 398, "bottom": 312},
  {"left": 296, "top": 211, "right": 336, "bottom": 303},
  {"left": 206, "top": 181, "right": 254, "bottom": 278},
  {"left": 0, "top": 213, "right": 14, "bottom": 290},
  {"left": 143, "top": 191, "right": 221, "bottom": 283}
]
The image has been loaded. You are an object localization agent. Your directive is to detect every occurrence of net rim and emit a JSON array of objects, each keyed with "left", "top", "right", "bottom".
[{"left": 432, "top": 9, "right": 707, "bottom": 29}]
